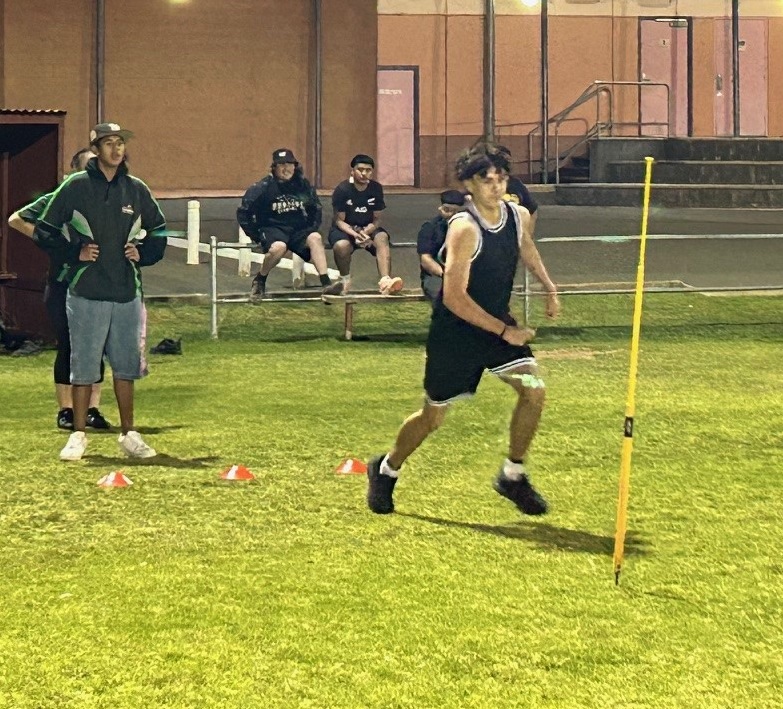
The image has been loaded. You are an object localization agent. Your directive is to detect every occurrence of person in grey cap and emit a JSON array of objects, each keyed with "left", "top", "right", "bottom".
[
  {"left": 33, "top": 122, "right": 167, "bottom": 462},
  {"left": 237, "top": 148, "right": 335, "bottom": 300},
  {"left": 416, "top": 189, "right": 466, "bottom": 304}
]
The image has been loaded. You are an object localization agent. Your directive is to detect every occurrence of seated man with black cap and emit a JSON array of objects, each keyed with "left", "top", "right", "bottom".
[
  {"left": 323, "top": 154, "right": 403, "bottom": 296},
  {"left": 237, "top": 148, "right": 335, "bottom": 300},
  {"left": 416, "top": 190, "right": 466, "bottom": 304}
]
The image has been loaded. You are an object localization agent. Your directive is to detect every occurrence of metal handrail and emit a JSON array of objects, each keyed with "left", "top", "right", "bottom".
[{"left": 527, "top": 80, "right": 671, "bottom": 183}]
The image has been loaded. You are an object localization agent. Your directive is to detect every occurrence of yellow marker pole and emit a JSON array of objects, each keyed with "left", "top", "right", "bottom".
[{"left": 613, "top": 156, "right": 655, "bottom": 586}]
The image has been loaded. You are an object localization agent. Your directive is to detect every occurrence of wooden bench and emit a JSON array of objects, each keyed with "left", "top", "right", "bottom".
[{"left": 321, "top": 289, "right": 428, "bottom": 340}]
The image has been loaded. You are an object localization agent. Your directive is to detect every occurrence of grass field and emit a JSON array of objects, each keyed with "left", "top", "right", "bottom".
[{"left": 0, "top": 294, "right": 781, "bottom": 709}]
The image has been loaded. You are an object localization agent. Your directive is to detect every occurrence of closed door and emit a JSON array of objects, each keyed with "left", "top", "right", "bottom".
[
  {"left": 640, "top": 19, "right": 690, "bottom": 137},
  {"left": 714, "top": 19, "right": 768, "bottom": 136},
  {"left": 377, "top": 67, "right": 418, "bottom": 186}
]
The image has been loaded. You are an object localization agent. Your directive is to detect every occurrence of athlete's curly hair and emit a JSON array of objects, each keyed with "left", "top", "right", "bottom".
[{"left": 455, "top": 141, "right": 511, "bottom": 181}]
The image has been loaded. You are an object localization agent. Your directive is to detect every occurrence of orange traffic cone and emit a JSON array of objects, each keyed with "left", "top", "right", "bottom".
[
  {"left": 97, "top": 471, "right": 133, "bottom": 488},
  {"left": 334, "top": 458, "right": 367, "bottom": 475},
  {"left": 220, "top": 464, "right": 255, "bottom": 481}
]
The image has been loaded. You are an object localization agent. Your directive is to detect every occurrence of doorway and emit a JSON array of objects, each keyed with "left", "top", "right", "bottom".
[
  {"left": 376, "top": 66, "right": 419, "bottom": 187},
  {"left": 639, "top": 18, "right": 691, "bottom": 137},
  {"left": 714, "top": 19, "right": 768, "bottom": 136}
]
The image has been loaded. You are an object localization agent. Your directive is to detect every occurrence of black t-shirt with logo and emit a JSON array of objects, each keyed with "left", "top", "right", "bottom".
[
  {"left": 503, "top": 176, "right": 538, "bottom": 215},
  {"left": 331, "top": 179, "right": 386, "bottom": 228}
]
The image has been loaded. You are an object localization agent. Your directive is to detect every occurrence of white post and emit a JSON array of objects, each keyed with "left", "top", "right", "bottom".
[
  {"left": 186, "top": 200, "right": 200, "bottom": 265},
  {"left": 210, "top": 236, "right": 218, "bottom": 339},
  {"left": 238, "top": 226, "right": 252, "bottom": 277}
]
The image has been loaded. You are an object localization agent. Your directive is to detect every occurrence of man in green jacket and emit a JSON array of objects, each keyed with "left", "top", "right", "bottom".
[{"left": 33, "top": 123, "right": 167, "bottom": 461}]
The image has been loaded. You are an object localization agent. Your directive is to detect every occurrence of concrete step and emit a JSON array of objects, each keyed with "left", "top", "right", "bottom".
[
  {"left": 555, "top": 183, "right": 783, "bottom": 208},
  {"left": 608, "top": 160, "right": 783, "bottom": 185},
  {"left": 664, "top": 138, "right": 783, "bottom": 161}
]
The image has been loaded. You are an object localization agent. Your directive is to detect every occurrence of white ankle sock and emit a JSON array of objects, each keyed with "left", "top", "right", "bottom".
[
  {"left": 502, "top": 458, "right": 525, "bottom": 480},
  {"left": 380, "top": 454, "right": 399, "bottom": 478},
  {"left": 340, "top": 275, "right": 351, "bottom": 284}
]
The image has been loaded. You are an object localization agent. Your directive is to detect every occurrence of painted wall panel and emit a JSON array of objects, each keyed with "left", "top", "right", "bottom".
[
  {"left": 445, "top": 16, "right": 484, "bottom": 136},
  {"left": 321, "top": 0, "right": 378, "bottom": 188},
  {"left": 3, "top": 0, "right": 93, "bottom": 177},
  {"left": 495, "top": 15, "right": 542, "bottom": 135},
  {"left": 769, "top": 19, "right": 783, "bottom": 136},
  {"left": 104, "top": 0, "right": 312, "bottom": 192},
  {"left": 379, "top": 0, "right": 783, "bottom": 18},
  {"left": 548, "top": 17, "right": 614, "bottom": 124},
  {"left": 378, "top": 15, "right": 447, "bottom": 135},
  {"left": 692, "top": 19, "right": 716, "bottom": 136}
]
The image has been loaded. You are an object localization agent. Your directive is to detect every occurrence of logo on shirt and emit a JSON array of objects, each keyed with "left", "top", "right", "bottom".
[
  {"left": 354, "top": 206, "right": 368, "bottom": 213},
  {"left": 272, "top": 196, "right": 306, "bottom": 215},
  {"left": 346, "top": 199, "right": 353, "bottom": 206},
  {"left": 367, "top": 198, "right": 376, "bottom": 205},
  {"left": 121, "top": 204, "right": 134, "bottom": 215}
]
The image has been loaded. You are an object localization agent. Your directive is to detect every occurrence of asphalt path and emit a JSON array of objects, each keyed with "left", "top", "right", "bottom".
[{"left": 142, "top": 196, "right": 783, "bottom": 298}]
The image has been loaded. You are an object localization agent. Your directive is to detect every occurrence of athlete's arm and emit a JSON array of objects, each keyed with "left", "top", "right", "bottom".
[
  {"left": 9, "top": 193, "right": 52, "bottom": 239},
  {"left": 360, "top": 211, "right": 382, "bottom": 237},
  {"left": 305, "top": 182, "right": 322, "bottom": 231},
  {"left": 8, "top": 212, "right": 34, "bottom": 238},
  {"left": 334, "top": 211, "right": 362, "bottom": 238},
  {"left": 420, "top": 253, "right": 443, "bottom": 278},
  {"left": 237, "top": 181, "right": 266, "bottom": 242},
  {"left": 513, "top": 204, "right": 560, "bottom": 320}
]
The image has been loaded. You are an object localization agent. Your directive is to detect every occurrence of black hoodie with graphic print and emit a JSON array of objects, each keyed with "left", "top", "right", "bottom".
[
  {"left": 237, "top": 172, "right": 322, "bottom": 242},
  {"left": 33, "top": 158, "right": 166, "bottom": 303}
]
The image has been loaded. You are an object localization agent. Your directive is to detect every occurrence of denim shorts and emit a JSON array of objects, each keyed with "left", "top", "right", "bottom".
[{"left": 66, "top": 293, "right": 147, "bottom": 384}]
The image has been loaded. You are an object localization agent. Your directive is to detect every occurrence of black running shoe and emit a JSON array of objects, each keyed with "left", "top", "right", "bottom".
[
  {"left": 493, "top": 471, "right": 549, "bottom": 516},
  {"left": 86, "top": 407, "right": 111, "bottom": 430},
  {"left": 367, "top": 454, "right": 397, "bottom": 514},
  {"left": 249, "top": 275, "right": 266, "bottom": 302},
  {"left": 57, "top": 407, "right": 74, "bottom": 431},
  {"left": 150, "top": 338, "right": 182, "bottom": 355}
]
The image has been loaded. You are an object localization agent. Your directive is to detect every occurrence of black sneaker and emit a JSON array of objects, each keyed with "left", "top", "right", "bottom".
[
  {"left": 250, "top": 275, "right": 266, "bottom": 302},
  {"left": 493, "top": 470, "right": 549, "bottom": 516},
  {"left": 367, "top": 454, "right": 397, "bottom": 514},
  {"left": 321, "top": 280, "right": 344, "bottom": 296},
  {"left": 86, "top": 407, "right": 111, "bottom": 430},
  {"left": 57, "top": 407, "right": 74, "bottom": 431},
  {"left": 150, "top": 338, "right": 182, "bottom": 355}
]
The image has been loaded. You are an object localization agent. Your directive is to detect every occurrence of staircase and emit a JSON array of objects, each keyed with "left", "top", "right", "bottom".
[{"left": 554, "top": 137, "right": 783, "bottom": 208}]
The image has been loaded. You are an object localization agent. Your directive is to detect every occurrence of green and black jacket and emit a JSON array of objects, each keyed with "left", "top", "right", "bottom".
[
  {"left": 33, "top": 158, "right": 167, "bottom": 302},
  {"left": 19, "top": 192, "right": 63, "bottom": 286}
]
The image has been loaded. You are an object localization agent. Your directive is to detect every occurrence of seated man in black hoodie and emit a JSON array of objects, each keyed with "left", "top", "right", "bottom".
[{"left": 237, "top": 149, "right": 334, "bottom": 300}]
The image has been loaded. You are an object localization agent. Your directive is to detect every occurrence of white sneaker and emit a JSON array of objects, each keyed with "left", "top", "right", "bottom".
[
  {"left": 118, "top": 430, "right": 157, "bottom": 458},
  {"left": 60, "top": 431, "right": 87, "bottom": 461},
  {"left": 379, "top": 276, "right": 404, "bottom": 295},
  {"left": 291, "top": 254, "right": 305, "bottom": 289}
]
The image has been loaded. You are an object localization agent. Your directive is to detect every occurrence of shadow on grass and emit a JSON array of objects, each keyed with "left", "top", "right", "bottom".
[
  {"left": 537, "top": 321, "right": 782, "bottom": 340},
  {"left": 338, "top": 332, "right": 429, "bottom": 344},
  {"left": 133, "top": 425, "right": 187, "bottom": 434},
  {"left": 72, "top": 424, "right": 187, "bottom": 436},
  {"left": 400, "top": 512, "right": 651, "bottom": 557},
  {"left": 83, "top": 453, "right": 220, "bottom": 469}
]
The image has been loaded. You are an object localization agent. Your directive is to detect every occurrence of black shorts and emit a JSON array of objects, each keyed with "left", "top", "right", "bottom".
[
  {"left": 327, "top": 226, "right": 391, "bottom": 255},
  {"left": 261, "top": 227, "right": 316, "bottom": 261},
  {"left": 423, "top": 317, "right": 536, "bottom": 405}
]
